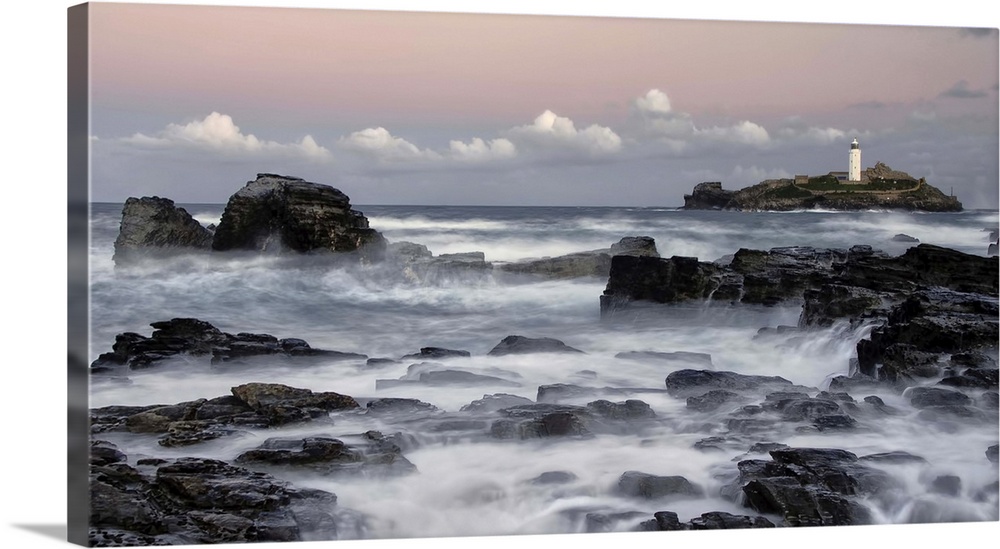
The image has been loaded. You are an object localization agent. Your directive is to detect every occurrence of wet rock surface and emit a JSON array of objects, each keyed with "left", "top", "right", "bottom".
[
  {"left": 113, "top": 196, "right": 214, "bottom": 266},
  {"left": 89, "top": 318, "right": 368, "bottom": 372}
]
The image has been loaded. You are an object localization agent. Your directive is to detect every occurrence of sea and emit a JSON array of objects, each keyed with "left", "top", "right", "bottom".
[{"left": 86, "top": 203, "right": 1000, "bottom": 538}]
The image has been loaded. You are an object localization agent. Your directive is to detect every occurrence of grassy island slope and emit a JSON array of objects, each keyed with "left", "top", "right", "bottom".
[{"left": 682, "top": 163, "right": 962, "bottom": 212}]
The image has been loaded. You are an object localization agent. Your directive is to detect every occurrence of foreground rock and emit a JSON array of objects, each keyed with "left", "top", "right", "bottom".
[
  {"left": 89, "top": 445, "right": 354, "bottom": 545},
  {"left": 90, "top": 318, "right": 367, "bottom": 372},
  {"left": 499, "top": 236, "right": 659, "bottom": 279},
  {"left": 113, "top": 197, "right": 214, "bottom": 266},
  {"left": 725, "top": 447, "right": 896, "bottom": 526},
  {"left": 90, "top": 382, "right": 359, "bottom": 446}
]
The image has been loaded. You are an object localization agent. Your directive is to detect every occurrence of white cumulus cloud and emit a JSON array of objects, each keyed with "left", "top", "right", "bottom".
[
  {"left": 634, "top": 89, "right": 673, "bottom": 115},
  {"left": 694, "top": 120, "right": 771, "bottom": 146},
  {"left": 448, "top": 137, "right": 517, "bottom": 162},
  {"left": 508, "top": 110, "right": 622, "bottom": 155},
  {"left": 338, "top": 127, "right": 441, "bottom": 162},
  {"left": 122, "top": 112, "right": 331, "bottom": 160}
]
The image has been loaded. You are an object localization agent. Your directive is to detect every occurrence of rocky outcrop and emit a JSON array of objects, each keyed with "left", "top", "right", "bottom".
[
  {"left": 113, "top": 197, "right": 214, "bottom": 266},
  {"left": 89, "top": 449, "right": 352, "bottom": 546},
  {"left": 211, "top": 174, "right": 386, "bottom": 259},
  {"left": 498, "top": 236, "right": 659, "bottom": 279},
  {"left": 89, "top": 318, "right": 367, "bottom": 372},
  {"left": 601, "top": 243, "right": 998, "bottom": 317},
  {"left": 726, "top": 447, "right": 895, "bottom": 526},
  {"left": 487, "top": 335, "right": 585, "bottom": 356},
  {"left": 682, "top": 182, "right": 735, "bottom": 210}
]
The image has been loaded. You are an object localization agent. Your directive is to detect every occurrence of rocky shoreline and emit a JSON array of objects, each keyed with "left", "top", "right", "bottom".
[{"left": 90, "top": 173, "right": 998, "bottom": 544}]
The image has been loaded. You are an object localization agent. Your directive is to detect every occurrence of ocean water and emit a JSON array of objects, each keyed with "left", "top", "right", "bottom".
[{"left": 87, "top": 203, "right": 1000, "bottom": 538}]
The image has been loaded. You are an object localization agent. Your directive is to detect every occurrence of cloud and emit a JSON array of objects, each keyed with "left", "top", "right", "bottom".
[
  {"left": 448, "top": 137, "right": 517, "bottom": 162},
  {"left": 122, "top": 112, "right": 332, "bottom": 160},
  {"left": 939, "top": 80, "right": 988, "bottom": 99},
  {"left": 634, "top": 89, "right": 673, "bottom": 115},
  {"left": 338, "top": 127, "right": 441, "bottom": 162},
  {"left": 775, "top": 126, "right": 847, "bottom": 144},
  {"left": 694, "top": 120, "right": 771, "bottom": 146},
  {"left": 508, "top": 110, "right": 623, "bottom": 155},
  {"left": 630, "top": 89, "right": 770, "bottom": 149}
]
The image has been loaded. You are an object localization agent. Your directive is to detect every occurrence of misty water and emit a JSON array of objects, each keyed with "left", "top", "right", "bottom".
[{"left": 88, "top": 203, "right": 1000, "bottom": 538}]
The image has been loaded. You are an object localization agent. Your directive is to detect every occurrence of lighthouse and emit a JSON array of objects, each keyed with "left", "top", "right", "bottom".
[{"left": 848, "top": 138, "right": 861, "bottom": 182}]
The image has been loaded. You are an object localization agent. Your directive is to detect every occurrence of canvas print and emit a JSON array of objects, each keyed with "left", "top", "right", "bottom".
[{"left": 69, "top": 2, "right": 999, "bottom": 547}]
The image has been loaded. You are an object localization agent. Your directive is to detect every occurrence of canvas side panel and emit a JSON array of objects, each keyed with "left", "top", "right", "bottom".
[{"left": 67, "top": 3, "right": 90, "bottom": 546}]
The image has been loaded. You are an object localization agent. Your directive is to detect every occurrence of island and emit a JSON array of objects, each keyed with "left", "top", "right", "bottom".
[{"left": 682, "top": 139, "right": 962, "bottom": 212}]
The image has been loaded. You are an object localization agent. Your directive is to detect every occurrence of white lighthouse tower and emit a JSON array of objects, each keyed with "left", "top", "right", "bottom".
[{"left": 848, "top": 138, "right": 861, "bottom": 182}]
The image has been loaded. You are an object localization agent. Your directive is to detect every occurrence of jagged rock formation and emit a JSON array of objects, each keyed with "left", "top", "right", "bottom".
[
  {"left": 212, "top": 173, "right": 386, "bottom": 259},
  {"left": 682, "top": 182, "right": 735, "bottom": 210},
  {"left": 112, "top": 174, "right": 387, "bottom": 266},
  {"left": 682, "top": 165, "right": 962, "bottom": 212},
  {"left": 113, "top": 197, "right": 214, "bottom": 265}
]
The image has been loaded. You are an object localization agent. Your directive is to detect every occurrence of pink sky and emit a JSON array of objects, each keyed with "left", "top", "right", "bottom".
[
  {"left": 88, "top": 3, "right": 996, "bottom": 127},
  {"left": 81, "top": 2, "right": 998, "bottom": 207}
]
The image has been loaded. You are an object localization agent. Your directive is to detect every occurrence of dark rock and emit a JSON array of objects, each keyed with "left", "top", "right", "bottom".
[
  {"left": 812, "top": 414, "right": 858, "bottom": 431},
  {"left": 892, "top": 234, "right": 920, "bottom": 243},
  {"left": 665, "top": 369, "right": 799, "bottom": 398},
  {"left": 90, "top": 440, "right": 127, "bottom": 467},
  {"left": 90, "top": 455, "right": 343, "bottom": 545},
  {"left": 637, "top": 510, "right": 687, "bottom": 531},
  {"left": 682, "top": 182, "right": 735, "bottom": 210},
  {"left": 729, "top": 447, "right": 894, "bottom": 526},
  {"left": 400, "top": 347, "right": 471, "bottom": 361},
  {"left": 460, "top": 393, "right": 534, "bottom": 413},
  {"left": 987, "top": 445, "right": 998, "bottom": 464},
  {"left": 377, "top": 369, "right": 520, "bottom": 389},
  {"left": 487, "top": 335, "right": 585, "bottom": 356},
  {"left": 686, "top": 390, "right": 743, "bottom": 412},
  {"left": 938, "top": 368, "right": 999, "bottom": 389},
  {"left": 929, "top": 475, "right": 962, "bottom": 496},
  {"left": 91, "top": 318, "right": 365, "bottom": 371},
  {"left": 688, "top": 511, "right": 775, "bottom": 529},
  {"left": 211, "top": 173, "right": 385, "bottom": 260},
  {"left": 906, "top": 387, "right": 973, "bottom": 408},
  {"left": 601, "top": 255, "right": 723, "bottom": 316},
  {"left": 490, "top": 404, "right": 593, "bottom": 440},
  {"left": 113, "top": 196, "right": 214, "bottom": 266},
  {"left": 528, "top": 471, "right": 578, "bottom": 485},
  {"left": 232, "top": 383, "right": 358, "bottom": 420},
  {"left": 979, "top": 392, "right": 999, "bottom": 409},
  {"left": 235, "top": 434, "right": 416, "bottom": 477},
  {"left": 585, "top": 399, "right": 656, "bottom": 420},
  {"left": 800, "top": 284, "right": 886, "bottom": 327},
  {"left": 617, "top": 471, "right": 703, "bottom": 499},
  {"left": 586, "top": 512, "right": 651, "bottom": 533},
  {"left": 235, "top": 436, "right": 364, "bottom": 468},
  {"left": 365, "top": 398, "right": 438, "bottom": 415},
  {"left": 859, "top": 451, "right": 928, "bottom": 464},
  {"left": 949, "top": 351, "right": 998, "bottom": 369}
]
